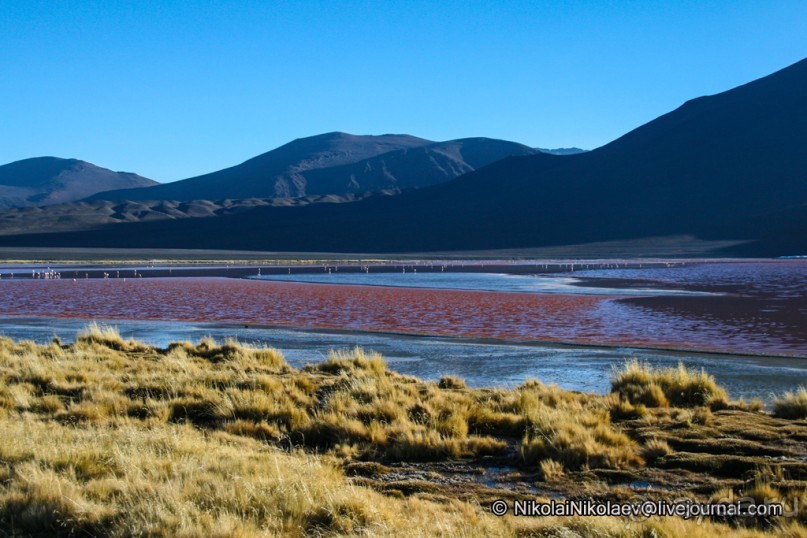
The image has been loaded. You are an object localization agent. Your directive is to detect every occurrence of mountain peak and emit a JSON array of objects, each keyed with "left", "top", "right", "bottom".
[
  {"left": 61, "top": 57, "right": 804, "bottom": 255},
  {"left": 0, "top": 157, "right": 156, "bottom": 209}
]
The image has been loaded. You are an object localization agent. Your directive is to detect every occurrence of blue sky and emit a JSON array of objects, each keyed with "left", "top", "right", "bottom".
[{"left": 1, "top": 1, "right": 805, "bottom": 182}]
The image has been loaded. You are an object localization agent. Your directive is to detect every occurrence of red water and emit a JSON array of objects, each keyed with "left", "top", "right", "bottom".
[{"left": 1, "top": 276, "right": 804, "bottom": 356}]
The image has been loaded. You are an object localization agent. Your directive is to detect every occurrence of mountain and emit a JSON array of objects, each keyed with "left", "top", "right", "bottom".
[
  {"left": 0, "top": 157, "right": 156, "bottom": 209},
  {"left": 294, "top": 138, "right": 538, "bottom": 195},
  {"left": 88, "top": 132, "right": 428, "bottom": 201},
  {"left": 536, "top": 147, "right": 588, "bottom": 155},
  {"left": 88, "top": 133, "right": 537, "bottom": 201},
  {"left": 0, "top": 135, "right": 539, "bottom": 236},
  {"left": 3, "top": 58, "right": 806, "bottom": 255}
]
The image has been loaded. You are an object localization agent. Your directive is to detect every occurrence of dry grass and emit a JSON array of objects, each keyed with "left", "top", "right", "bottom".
[
  {"left": 1, "top": 331, "right": 633, "bottom": 465},
  {"left": 612, "top": 359, "right": 729, "bottom": 408},
  {"left": 438, "top": 376, "right": 467, "bottom": 390},
  {"left": 772, "top": 387, "right": 807, "bottom": 420},
  {"left": 539, "top": 459, "right": 565, "bottom": 481},
  {"left": 640, "top": 438, "right": 672, "bottom": 463},
  {"left": 0, "top": 329, "right": 804, "bottom": 536},
  {"left": 0, "top": 419, "right": 512, "bottom": 536},
  {"left": 76, "top": 321, "right": 155, "bottom": 353}
]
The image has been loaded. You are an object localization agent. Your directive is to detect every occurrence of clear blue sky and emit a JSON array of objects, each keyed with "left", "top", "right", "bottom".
[{"left": 1, "top": 1, "right": 805, "bottom": 182}]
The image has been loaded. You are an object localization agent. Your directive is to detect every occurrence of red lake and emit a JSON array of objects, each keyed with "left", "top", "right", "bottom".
[{"left": 2, "top": 270, "right": 805, "bottom": 357}]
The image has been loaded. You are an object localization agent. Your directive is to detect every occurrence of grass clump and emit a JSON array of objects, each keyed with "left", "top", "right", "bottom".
[
  {"left": 612, "top": 359, "right": 729, "bottom": 408},
  {"left": 467, "top": 406, "right": 526, "bottom": 437},
  {"left": 307, "top": 347, "right": 386, "bottom": 376},
  {"left": 539, "top": 459, "right": 565, "bottom": 481},
  {"left": 0, "top": 420, "right": 516, "bottom": 537},
  {"left": 640, "top": 438, "right": 672, "bottom": 463},
  {"left": 76, "top": 322, "right": 153, "bottom": 353},
  {"left": 609, "top": 397, "right": 648, "bottom": 421},
  {"left": 168, "top": 337, "right": 289, "bottom": 371},
  {"left": 519, "top": 399, "right": 640, "bottom": 470},
  {"left": 772, "top": 387, "right": 807, "bottom": 420},
  {"left": 438, "top": 375, "right": 466, "bottom": 389}
]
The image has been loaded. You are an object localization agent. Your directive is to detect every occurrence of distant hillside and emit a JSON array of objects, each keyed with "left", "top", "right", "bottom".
[
  {"left": 88, "top": 133, "right": 537, "bottom": 201},
  {"left": 297, "top": 138, "right": 538, "bottom": 195},
  {"left": 89, "top": 133, "right": 430, "bottom": 201},
  {"left": 0, "top": 158, "right": 156, "bottom": 209},
  {"left": 0, "top": 192, "right": 394, "bottom": 237},
  {"left": 4, "top": 58, "right": 806, "bottom": 256}
]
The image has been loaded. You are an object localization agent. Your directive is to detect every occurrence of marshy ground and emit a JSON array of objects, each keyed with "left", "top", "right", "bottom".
[{"left": 0, "top": 325, "right": 805, "bottom": 536}]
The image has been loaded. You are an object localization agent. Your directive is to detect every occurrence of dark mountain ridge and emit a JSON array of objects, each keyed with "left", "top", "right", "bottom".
[
  {"left": 296, "top": 137, "right": 538, "bottom": 195},
  {"left": 88, "top": 133, "right": 538, "bottom": 201},
  {"left": 0, "top": 157, "right": 156, "bottom": 209},
  {"left": 3, "top": 58, "right": 806, "bottom": 255}
]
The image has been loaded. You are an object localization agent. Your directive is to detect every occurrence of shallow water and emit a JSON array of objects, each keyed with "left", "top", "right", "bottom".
[
  {"left": 0, "top": 261, "right": 804, "bottom": 397},
  {"left": 573, "top": 261, "right": 806, "bottom": 298},
  {"left": 1, "top": 263, "right": 804, "bottom": 355},
  {"left": 1, "top": 316, "right": 804, "bottom": 402},
  {"left": 252, "top": 272, "right": 716, "bottom": 296}
]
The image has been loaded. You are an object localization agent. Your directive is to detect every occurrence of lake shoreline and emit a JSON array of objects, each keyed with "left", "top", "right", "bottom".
[
  {"left": 2, "top": 314, "right": 806, "bottom": 406},
  {"left": 2, "top": 312, "right": 804, "bottom": 361}
]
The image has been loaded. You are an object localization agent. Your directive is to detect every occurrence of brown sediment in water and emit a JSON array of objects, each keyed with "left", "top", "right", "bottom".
[{"left": 1, "top": 276, "right": 804, "bottom": 356}]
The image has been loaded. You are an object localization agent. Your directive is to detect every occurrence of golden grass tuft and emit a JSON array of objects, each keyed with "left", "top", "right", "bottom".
[
  {"left": 612, "top": 359, "right": 729, "bottom": 408},
  {"left": 519, "top": 405, "right": 640, "bottom": 470},
  {"left": 609, "top": 397, "right": 648, "bottom": 421},
  {"left": 539, "top": 459, "right": 565, "bottom": 481},
  {"left": 167, "top": 337, "right": 289, "bottom": 371},
  {"left": 772, "top": 386, "right": 807, "bottom": 420},
  {"left": 467, "top": 406, "right": 526, "bottom": 437},
  {"left": 307, "top": 347, "right": 387, "bottom": 376},
  {"left": 640, "top": 438, "right": 672, "bottom": 463},
  {"left": 437, "top": 375, "right": 467, "bottom": 390},
  {"left": 76, "top": 322, "right": 153, "bottom": 353}
]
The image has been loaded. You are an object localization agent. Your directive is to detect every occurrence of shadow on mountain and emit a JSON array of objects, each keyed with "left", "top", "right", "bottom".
[{"left": 2, "top": 58, "right": 806, "bottom": 256}]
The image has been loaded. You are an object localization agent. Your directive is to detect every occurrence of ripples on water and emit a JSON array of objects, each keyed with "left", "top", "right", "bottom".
[
  {"left": 571, "top": 261, "right": 807, "bottom": 355},
  {"left": 574, "top": 261, "right": 806, "bottom": 300},
  {"left": 0, "top": 277, "right": 610, "bottom": 341},
  {"left": 0, "top": 260, "right": 805, "bottom": 357}
]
